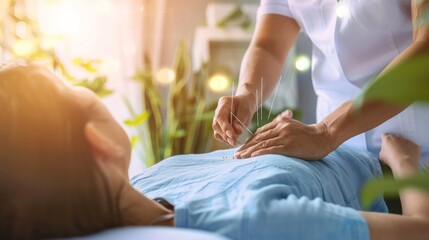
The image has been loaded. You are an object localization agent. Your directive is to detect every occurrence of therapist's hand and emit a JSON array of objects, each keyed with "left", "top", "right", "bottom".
[
  {"left": 235, "top": 110, "right": 334, "bottom": 160},
  {"left": 379, "top": 134, "right": 420, "bottom": 171},
  {"left": 212, "top": 94, "right": 256, "bottom": 146}
]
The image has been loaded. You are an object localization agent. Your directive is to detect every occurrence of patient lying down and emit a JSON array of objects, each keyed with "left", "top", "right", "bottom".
[{"left": 0, "top": 64, "right": 428, "bottom": 240}]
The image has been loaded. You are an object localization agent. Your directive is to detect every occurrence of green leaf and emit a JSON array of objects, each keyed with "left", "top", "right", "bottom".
[
  {"left": 131, "top": 69, "right": 152, "bottom": 85},
  {"left": 54, "top": 57, "right": 75, "bottom": 81},
  {"left": 73, "top": 58, "right": 99, "bottom": 73},
  {"left": 173, "top": 41, "right": 189, "bottom": 83},
  {"left": 216, "top": 6, "right": 245, "bottom": 28},
  {"left": 124, "top": 111, "right": 150, "bottom": 127},
  {"left": 130, "top": 135, "right": 140, "bottom": 149},
  {"left": 354, "top": 55, "right": 429, "bottom": 109},
  {"left": 196, "top": 110, "right": 215, "bottom": 121},
  {"left": 361, "top": 173, "right": 429, "bottom": 209},
  {"left": 74, "top": 76, "right": 113, "bottom": 98},
  {"left": 241, "top": 15, "right": 253, "bottom": 32},
  {"left": 96, "top": 89, "right": 114, "bottom": 98},
  {"left": 174, "top": 129, "right": 186, "bottom": 138}
]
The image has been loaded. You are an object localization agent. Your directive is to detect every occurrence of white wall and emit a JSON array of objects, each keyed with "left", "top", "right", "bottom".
[{"left": 143, "top": 0, "right": 258, "bottom": 70}]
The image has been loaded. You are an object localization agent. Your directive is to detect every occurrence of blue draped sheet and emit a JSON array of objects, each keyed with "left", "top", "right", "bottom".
[{"left": 131, "top": 145, "right": 387, "bottom": 240}]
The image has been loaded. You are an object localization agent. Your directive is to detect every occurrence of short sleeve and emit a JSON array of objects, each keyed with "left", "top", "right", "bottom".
[{"left": 257, "top": 0, "right": 294, "bottom": 19}]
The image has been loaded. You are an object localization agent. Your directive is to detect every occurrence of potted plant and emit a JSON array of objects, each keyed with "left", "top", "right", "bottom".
[{"left": 124, "top": 42, "right": 217, "bottom": 167}]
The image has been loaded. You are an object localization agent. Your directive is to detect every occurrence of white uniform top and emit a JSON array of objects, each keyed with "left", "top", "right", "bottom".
[{"left": 258, "top": 0, "right": 429, "bottom": 165}]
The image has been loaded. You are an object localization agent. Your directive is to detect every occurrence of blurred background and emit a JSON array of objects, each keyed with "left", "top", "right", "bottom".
[{"left": 0, "top": 0, "right": 316, "bottom": 176}]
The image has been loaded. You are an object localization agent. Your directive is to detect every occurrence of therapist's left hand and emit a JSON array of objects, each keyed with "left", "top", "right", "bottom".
[{"left": 234, "top": 110, "right": 335, "bottom": 160}]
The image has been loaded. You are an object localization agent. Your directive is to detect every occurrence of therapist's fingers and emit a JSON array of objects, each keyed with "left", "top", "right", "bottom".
[
  {"left": 213, "top": 125, "right": 228, "bottom": 143},
  {"left": 249, "top": 145, "right": 285, "bottom": 157},
  {"left": 236, "top": 129, "right": 279, "bottom": 156},
  {"left": 253, "top": 109, "right": 293, "bottom": 136},
  {"left": 213, "top": 97, "right": 236, "bottom": 145},
  {"left": 237, "top": 111, "right": 293, "bottom": 155},
  {"left": 239, "top": 114, "right": 280, "bottom": 149},
  {"left": 212, "top": 120, "right": 228, "bottom": 144},
  {"left": 274, "top": 109, "right": 293, "bottom": 123},
  {"left": 239, "top": 115, "right": 285, "bottom": 150},
  {"left": 253, "top": 119, "right": 277, "bottom": 136},
  {"left": 235, "top": 137, "right": 284, "bottom": 159},
  {"left": 212, "top": 120, "right": 226, "bottom": 142},
  {"left": 235, "top": 135, "right": 280, "bottom": 158},
  {"left": 233, "top": 122, "right": 243, "bottom": 136}
]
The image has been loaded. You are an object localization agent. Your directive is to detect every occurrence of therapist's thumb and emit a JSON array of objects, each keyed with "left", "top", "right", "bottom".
[{"left": 232, "top": 107, "right": 253, "bottom": 135}]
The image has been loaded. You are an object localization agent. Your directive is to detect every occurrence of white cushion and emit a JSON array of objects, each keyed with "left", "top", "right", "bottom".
[{"left": 65, "top": 227, "right": 230, "bottom": 240}]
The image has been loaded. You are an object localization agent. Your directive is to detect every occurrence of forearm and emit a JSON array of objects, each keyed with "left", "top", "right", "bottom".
[
  {"left": 321, "top": 100, "right": 404, "bottom": 148},
  {"left": 236, "top": 46, "right": 286, "bottom": 106},
  {"left": 322, "top": 40, "right": 429, "bottom": 148},
  {"left": 362, "top": 212, "right": 429, "bottom": 240},
  {"left": 235, "top": 14, "right": 300, "bottom": 105},
  {"left": 390, "top": 161, "right": 429, "bottom": 220},
  {"left": 362, "top": 162, "right": 429, "bottom": 240},
  {"left": 363, "top": 134, "right": 429, "bottom": 239}
]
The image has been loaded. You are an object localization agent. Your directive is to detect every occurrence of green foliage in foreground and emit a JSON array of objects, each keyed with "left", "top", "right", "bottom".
[
  {"left": 361, "top": 173, "right": 429, "bottom": 208},
  {"left": 355, "top": 53, "right": 429, "bottom": 208},
  {"left": 354, "top": 55, "right": 429, "bottom": 107},
  {"left": 356, "top": 3, "right": 429, "bottom": 208}
]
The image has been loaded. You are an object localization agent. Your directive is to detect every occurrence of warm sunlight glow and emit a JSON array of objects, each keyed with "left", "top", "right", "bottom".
[
  {"left": 38, "top": 0, "right": 82, "bottom": 38},
  {"left": 15, "top": 21, "right": 29, "bottom": 38},
  {"left": 95, "top": 0, "right": 113, "bottom": 14},
  {"left": 40, "top": 37, "right": 60, "bottom": 50},
  {"left": 100, "top": 58, "right": 120, "bottom": 74},
  {"left": 209, "top": 74, "right": 230, "bottom": 92},
  {"left": 156, "top": 68, "right": 176, "bottom": 84},
  {"left": 295, "top": 55, "right": 311, "bottom": 72},
  {"left": 336, "top": 1, "right": 350, "bottom": 19},
  {"left": 12, "top": 39, "right": 37, "bottom": 57}
]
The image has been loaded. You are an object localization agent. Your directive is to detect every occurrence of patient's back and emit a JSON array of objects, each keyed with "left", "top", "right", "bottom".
[{"left": 131, "top": 145, "right": 386, "bottom": 240}]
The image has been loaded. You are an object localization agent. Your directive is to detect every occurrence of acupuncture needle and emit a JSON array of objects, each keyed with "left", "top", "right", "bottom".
[
  {"left": 268, "top": 75, "right": 283, "bottom": 120},
  {"left": 231, "top": 81, "right": 235, "bottom": 126},
  {"left": 256, "top": 89, "right": 259, "bottom": 127},
  {"left": 231, "top": 113, "right": 254, "bottom": 135},
  {"left": 261, "top": 77, "right": 263, "bottom": 122}
]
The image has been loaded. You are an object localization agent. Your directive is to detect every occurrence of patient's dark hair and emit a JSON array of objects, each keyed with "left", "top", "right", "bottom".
[{"left": 0, "top": 64, "right": 122, "bottom": 239}]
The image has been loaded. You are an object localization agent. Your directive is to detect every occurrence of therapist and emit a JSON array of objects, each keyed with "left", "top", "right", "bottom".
[{"left": 212, "top": 0, "right": 429, "bottom": 163}]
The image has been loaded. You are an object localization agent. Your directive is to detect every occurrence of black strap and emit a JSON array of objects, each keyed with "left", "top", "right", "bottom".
[{"left": 153, "top": 197, "right": 175, "bottom": 211}]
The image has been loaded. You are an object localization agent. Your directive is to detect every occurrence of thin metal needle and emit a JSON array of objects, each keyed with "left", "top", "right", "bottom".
[
  {"left": 268, "top": 75, "right": 283, "bottom": 120},
  {"left": 231, "top": 81, "right": 235, "bottom": 157},
  {"left": 231, "top": 113, "right": 254, "bottom": 135},
  {"left": 256, "top": 89, "right": 259, "bottom": 127},
  {"left": 231, "top": 81, "right": 234, "bottom": 125},
  {"left": 261, "top": 77, "right": 263, "bottom": 122}
]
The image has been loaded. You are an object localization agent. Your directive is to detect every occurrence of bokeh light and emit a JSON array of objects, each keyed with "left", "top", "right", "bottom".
[
  {"left": 12, "top": 39, "right": 37, "bottom": 57},
  {"left": 95, "top": 0, "right": 113, "bottom": 14},
  {"left": 209, "top": 74, "right": 230, "bottom": 92},
  {"left": 295, "top": 55, "right": 311, "bottom": 72},
  {"left": 38, "top": 0, "right": 82, "bottom": 38},
  {"left": 336, "top": 1, "right": 350, "bottom": 18},
  {"left": 100, "top": 58, "right": 120, "bottom": 74},
  {"left": 15, "top": 21, "right": 29, "bottom": 39},
  {"left": 40, "top": 37, "right": 59, "bottom": 50},
  {"left": 156, "top": 68, "right": 176, "bottom": 84}
]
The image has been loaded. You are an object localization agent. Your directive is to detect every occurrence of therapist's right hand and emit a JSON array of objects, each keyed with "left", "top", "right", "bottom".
[{"left": 212, "top": 95, "right": 256, "bottom": 146}]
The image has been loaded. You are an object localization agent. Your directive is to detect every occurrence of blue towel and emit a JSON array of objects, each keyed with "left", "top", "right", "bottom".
[{"left": 131, "top": 145, "right": 387, "bottom": 240}]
